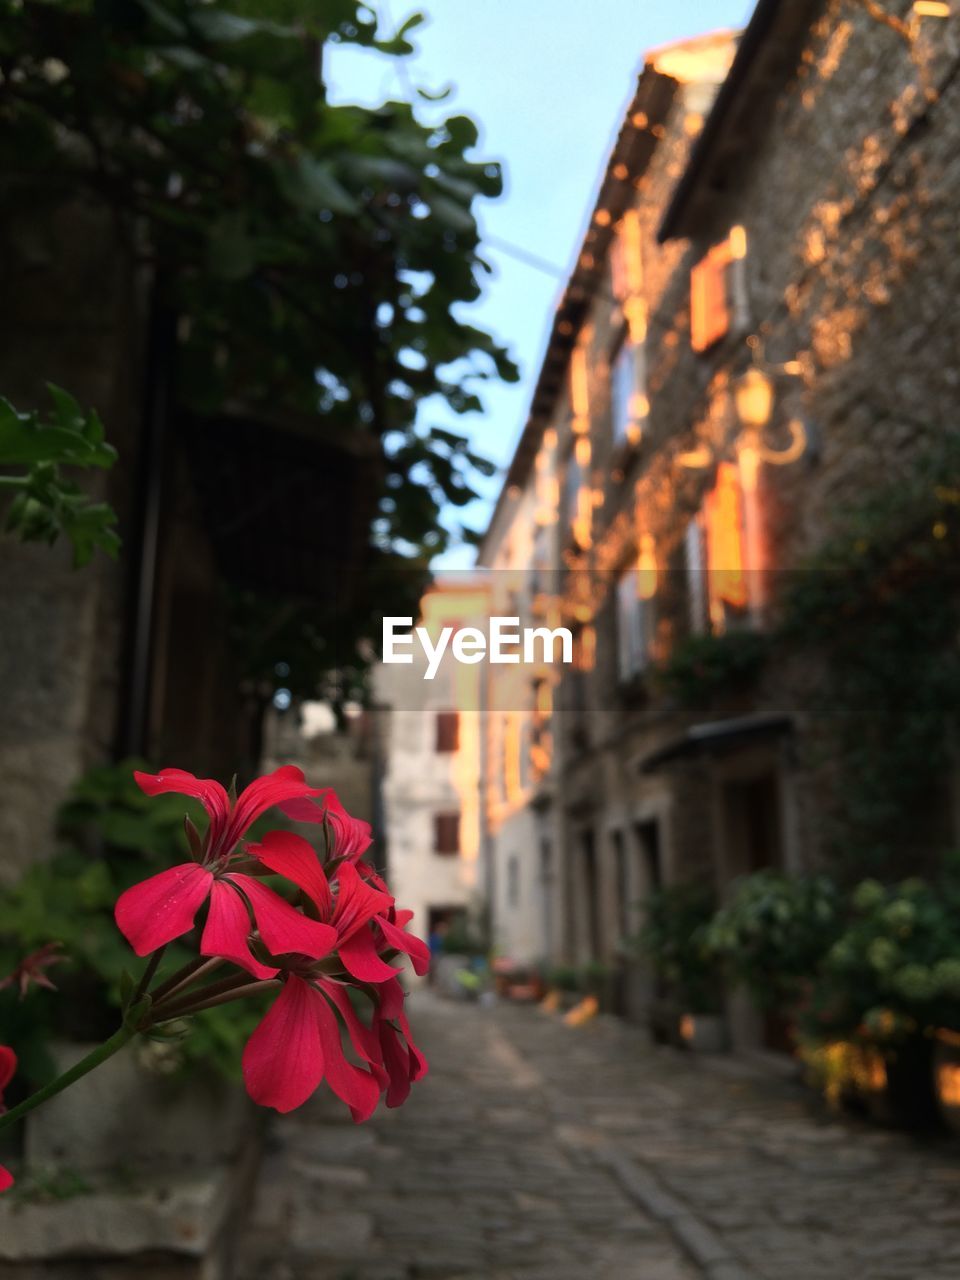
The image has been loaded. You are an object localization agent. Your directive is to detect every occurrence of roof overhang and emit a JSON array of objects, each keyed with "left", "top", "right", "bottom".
[
  {"left": 658, "top": 0, "right": 825, "bottom": 242},
  {"left": 640, "top": 712, "right": 794, "bottom": 773},
  {"left": 478, "top": 62, "right": 680, "bottom": 561}
]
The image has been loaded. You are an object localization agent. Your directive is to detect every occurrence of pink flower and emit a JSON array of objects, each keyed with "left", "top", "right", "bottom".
[
  {"left": 0, "top": 1045, "right": 17, "bottom": 1192},
  {"left": 114, "top": 767, "right": 337, "bottom": 974},
  {"left": 374, "top": 978, "right": 429, "bottom": 1107},
  {"left": 250, "top": 832, "right": 429, "bottom": 983},
  {"left": 241, "top": 974, "right": 384, "bottom": 1119},
  {"left": 279, "top": 790, "right": 372, "bottom": 860},
  {"left": 241, "top": 970, "right": 428, "bottom": 1119},
  {"left": 239, "top": 833, "right": 430, "bottom": 1119}
]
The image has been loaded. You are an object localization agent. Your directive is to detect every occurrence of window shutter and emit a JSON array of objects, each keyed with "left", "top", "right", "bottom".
[
  {"left": 434, "top": 812, "right": 460, "bottom": 855},
  {"left": 706, "top": 462, "right": 748, "bottom": 616},
  {"left": 435, "top": 711, "right": 459, "bottom": 753},
  {"left": 690, "top": 241, "right": 732, "bottom": 353}
]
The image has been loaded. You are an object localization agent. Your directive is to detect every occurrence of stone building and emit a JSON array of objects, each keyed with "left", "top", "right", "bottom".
[
  {"left": 479, "top": 0, "right": 960, "bottom": 1048},
  {"left": 373, "top": 580, "right": 491, "bottom": 980},
  {"left": 478, "top": 29, "right": 738, "bottom": 972}
]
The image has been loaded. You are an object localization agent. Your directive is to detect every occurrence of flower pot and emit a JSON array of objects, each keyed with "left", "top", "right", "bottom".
[
  {"left": 25, "top": 1039, "right": 252, "bottom": 1176},
  {"left": 679, "top": 1013, "right": 728, "bottom": 1054},
  {"left": 933, "top": 1032, "right": 960, "bottom": 1136}
]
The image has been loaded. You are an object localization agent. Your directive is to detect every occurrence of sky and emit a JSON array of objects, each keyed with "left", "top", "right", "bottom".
[{"left": 327, "top": 0, "right": 753, "bottom": 569}]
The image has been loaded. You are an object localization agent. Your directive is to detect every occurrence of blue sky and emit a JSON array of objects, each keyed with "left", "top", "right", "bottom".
[{"left": 327, "top": 0, "right": 753, "bottom": 568}]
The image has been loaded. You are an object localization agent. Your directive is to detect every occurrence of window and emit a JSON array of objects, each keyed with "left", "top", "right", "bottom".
[
  {"left": 612, "top": 829, "right": 631, "bottom": 941},
  {"left": 684, "top": 516, "right": 708, "bottom": 635},
  {"left": 704, "top": 461, "right": 748, "bottom": 630},
  {"left": 435, "top": 711, "right": 459, "bottom": 753},
  {"left": 685, "top": 462, "right": 750, "bottom": 635},
  {"left": 610, "top": 339, "right": 645, "bottom": 445},
  {"left": 636, "top": 819, "right": 662, "bottom": 891},
  {"left": 616, "top": 568, "right": 652, "bottom": 681},
  {"left": 433, "top": 811, "right": 460, "bottom": 855},
  {"left": 563, "top": 442, "right": 583, "bottom": 523},
  {"left": 507, "top": 854, "right": 520, "bottom": 909}
]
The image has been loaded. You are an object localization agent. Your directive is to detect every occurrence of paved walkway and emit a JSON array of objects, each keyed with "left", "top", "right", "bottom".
[{"left": 237, "top": 994, "right": 960, "bottom": 1280}]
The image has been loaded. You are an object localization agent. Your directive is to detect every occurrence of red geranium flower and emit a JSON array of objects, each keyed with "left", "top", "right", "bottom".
[
  {"left": 249, "top": 831, "right": 429, "bottom": 982},
  {"left": 114, "top": 767, "right": 337, "bottom": 974},
  {"left": 241, "top": 969, "right": 428, "bottom": 1119},
  {"left": 241, "top": 974, "right": 383, "bottom": 1118},
  {"left": 0, "top": 1045, "right": 17, "bottom": 1192},
  {"left": 279, "top": 790, "right": 373, "bottom": 860}
]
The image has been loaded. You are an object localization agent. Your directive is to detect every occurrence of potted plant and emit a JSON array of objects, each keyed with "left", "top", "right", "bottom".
[
  {"left": 706, "top": 870, "right": 841, "bottom": 1051},
  {"left": 636, "top": 882, "right": 724, "bottom": 1050},
  {"left": 797, "top": 872, "right": 960, "bottom": 1129}
]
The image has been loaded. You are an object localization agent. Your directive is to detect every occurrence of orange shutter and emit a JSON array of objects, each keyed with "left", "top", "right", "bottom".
[
  {"left": 690, "top": 240, "right": 732, "bottom": 353},
  {"left": 705, "top": 462, "right": 748, "bottom": 617}
]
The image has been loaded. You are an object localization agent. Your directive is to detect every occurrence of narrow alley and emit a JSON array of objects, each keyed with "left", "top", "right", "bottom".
[{"left": 238, "top": 996, "right": 960, "bottom": 1280}]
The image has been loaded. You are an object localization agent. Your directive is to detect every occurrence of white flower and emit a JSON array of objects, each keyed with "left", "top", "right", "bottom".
[{"left": 41, "top": 58, "right": 70, "bottom": 85}]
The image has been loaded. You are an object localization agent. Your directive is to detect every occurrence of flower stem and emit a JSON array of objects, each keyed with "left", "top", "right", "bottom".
[
  {"left": 0, "top": 1024, "right": 136, "bottom": 1136},
  {"left": 154, "top": 978, "right": 279, "bottom": 1021},
  {"left": 149, "top": 955, "right": 223, "bottom": 1004},
  {"left": 133, "top": 946, "right": 166, "bottom": 1004}
]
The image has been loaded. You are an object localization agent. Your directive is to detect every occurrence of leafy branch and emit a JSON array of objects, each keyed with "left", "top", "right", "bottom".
[{"left": 0, "top": 386, "right": 120, "bottom": 567}]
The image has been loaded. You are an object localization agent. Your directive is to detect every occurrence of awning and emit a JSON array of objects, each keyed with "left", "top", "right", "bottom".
[{"left": 640, "top": 713, "right": 793, "bottom": 773}]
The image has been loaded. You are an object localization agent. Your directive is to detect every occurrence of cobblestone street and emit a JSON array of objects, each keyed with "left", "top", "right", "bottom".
[{"left": 238, "top": 995, "right": 960, "bottom": 1280}]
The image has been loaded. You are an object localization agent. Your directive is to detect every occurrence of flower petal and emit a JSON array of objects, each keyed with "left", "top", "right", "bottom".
[
  {"left": 331, "top": 862, "right": 392, "bottom": 942},
  {"left": 377, "top": 977, "right": 406, "bottom": 1021},
  {"left": 114, "top": 864, "right": 213, "bottom": 955},
  {"left": 280, "top": 790, "right": 372, "bottom": 861},
  {"left": 134, "top": 769, "right": 230, "bottom": 847},
  {"left": 224, "top": 766, "right": 323, "bottom": 849},
  {"left": 0, "top": 1163, "right": 13, "bottom": 1193},
  {"left": 248, "top": 831, "right": 332, "bottom": 916},
  {"left": 399, "top": 1011, "right": 429, "bottom": 1082},
  {"left": 318, "top": 981, "right": 380, "bottom": 1065},
  {"left": 378, "top": 1020, "right": 413, "bottom": 1108},
  {"left": 229, "top": 875, "right": 336, "bottom": 960},
  {"left": 315, "top": 991, "right": 380, "bottom": 1122},
  {"left": 323, "top": 793, "right": 373, "bottom": 861},
  {"left": 200, "top": 881, "right": 278, "bottom": 979},
  {"left": 242, "top": 977, "right": 324, "bottom": 1113},
  {"left": 338, "top": 927, "right": 401, "bottom": 983},
  {"left": 377, "top": 915, "right": 431, "bottom": 977},
  {"left": 0, "top": 1045, "right": 16, "bottom": 1096}
]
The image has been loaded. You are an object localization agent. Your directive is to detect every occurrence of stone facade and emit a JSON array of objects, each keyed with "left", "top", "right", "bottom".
[
  {"left": 0, "top": 197, "right": 263, "bottom": 882},
  {"left": 478, "top": 4, "right": 960, "bottom": 1046}
]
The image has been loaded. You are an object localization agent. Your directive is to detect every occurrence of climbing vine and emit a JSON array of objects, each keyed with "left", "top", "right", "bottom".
[{"left": 778, "top": 439, "right": 960, "bottom": 874}]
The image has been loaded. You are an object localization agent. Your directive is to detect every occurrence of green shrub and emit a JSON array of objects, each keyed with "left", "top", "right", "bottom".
[
  {"left": 706, "top": 871, "right": 841, "bottom": 1010},
  {"left": 635, "top": 882, "right": 720, "bottom": 1014},
  {"left": 655, "top": 630, "right": 768, "bottom": 708},
  {"left": 800, "top": 866, "right": 960, "bottom": 1045}
]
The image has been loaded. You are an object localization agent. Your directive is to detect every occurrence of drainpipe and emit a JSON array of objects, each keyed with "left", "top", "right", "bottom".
[{"left": 117, "top": 287, "right": 175, "bottom": 758}]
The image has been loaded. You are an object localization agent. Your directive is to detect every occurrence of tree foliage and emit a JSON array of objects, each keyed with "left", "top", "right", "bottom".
[{"left": 0, "top": 0, "right": 516, "bottom": 692}]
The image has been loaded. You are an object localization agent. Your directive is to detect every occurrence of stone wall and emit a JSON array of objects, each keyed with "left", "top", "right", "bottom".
[{"left": 0, "top": 196, "right": 146, "bottom": 882}]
